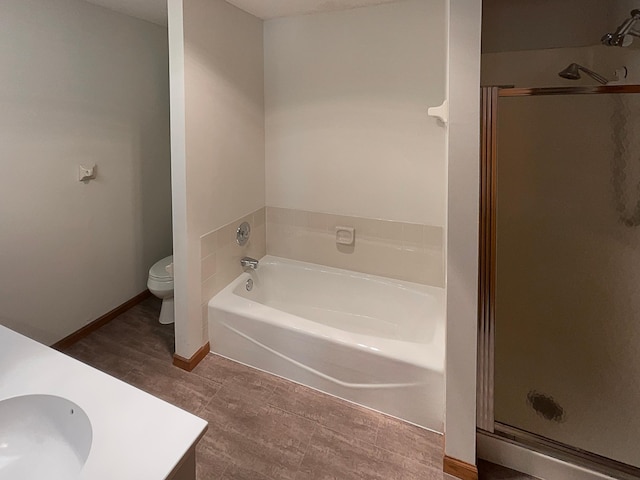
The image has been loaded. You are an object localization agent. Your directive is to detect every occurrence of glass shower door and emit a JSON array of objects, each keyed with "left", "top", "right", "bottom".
[{"left": 490, "top": 89, "right": 640, "bottom": 472}]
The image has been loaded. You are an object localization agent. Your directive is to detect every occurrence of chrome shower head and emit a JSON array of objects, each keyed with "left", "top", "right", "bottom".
[
  {"left": 558, "top": 63, "right": 581, "bottom": 80},
  {"left": 558, "top": 63, "right": 609, "bottom": 85},
  {"left": 602, "top": 9, "right": 640, "bottom": 47}
]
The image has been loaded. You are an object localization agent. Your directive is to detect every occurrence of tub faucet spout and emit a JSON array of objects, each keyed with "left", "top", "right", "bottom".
[{"left": 240, "top": 257, "right": 259, "bottom": 270}]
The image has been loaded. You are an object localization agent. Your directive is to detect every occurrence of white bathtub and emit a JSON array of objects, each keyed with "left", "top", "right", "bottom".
[{"left": 208, "top": 255, "right": 444, "bottom": 431}]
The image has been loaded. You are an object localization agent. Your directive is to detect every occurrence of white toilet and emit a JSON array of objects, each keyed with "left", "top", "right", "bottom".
[{"left": 147, "top": 255, "right": 174, "bottom": 325}]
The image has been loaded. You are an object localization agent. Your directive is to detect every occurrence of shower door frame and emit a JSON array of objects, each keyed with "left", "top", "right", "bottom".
[{"left": 477, "top": 84, "right": 640, "bottom": 479}]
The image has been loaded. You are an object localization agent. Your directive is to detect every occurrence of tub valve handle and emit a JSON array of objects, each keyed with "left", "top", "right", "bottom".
[{"left": 240, "top": 257, "right": 259, "bottom": 270}]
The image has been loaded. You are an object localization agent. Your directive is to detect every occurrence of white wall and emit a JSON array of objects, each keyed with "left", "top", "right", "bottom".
[
  {"left": 169, "top": 0, "right": 264, "bottom": 358},
  {"left": 482, "top": 0, "right": 640, "bottom": 89},
  {"left": 167, "top": 0, "right": 194, "bottom": 357},
  {"left": 482, "top": 43, "right": 640, "bottom": 88},
  {"left": 0, "top": 0, "right": 172, "bottom": 345},
  {"left": 184, "top": 0, "right": 264, "bottom": 233},
  {"left": 613, "top": 0, "right": 640, "bottom": 19},
  {"left": 482, "top": 0, "right": 611, "bottom": 53},
  {"left": 445, "top": 0, "right": 482, "bottom": 467},
  {"left": 264, "top": 0, "right": 447, "bottom": 226},
  {"left": 482, "top": 0, "right": 640, "bottom": 54}
]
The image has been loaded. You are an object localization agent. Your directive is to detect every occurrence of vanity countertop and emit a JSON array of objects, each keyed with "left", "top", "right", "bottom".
[{"left": 0, "top": 325, "right": 208, "bottom": 480}]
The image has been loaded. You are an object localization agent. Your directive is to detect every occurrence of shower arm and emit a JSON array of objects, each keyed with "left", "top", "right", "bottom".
[
  {"left": 624, "top": 20, "right": 640, "bottom": 38},
  {"left": 621, "top": 12, "right": 640, "bottom": 36},
  {"left": 577, "top": 65, "right": 609, "bottom": 85},
  {"left": 622, "top": 9, "right": 640, "bottom": 31}
]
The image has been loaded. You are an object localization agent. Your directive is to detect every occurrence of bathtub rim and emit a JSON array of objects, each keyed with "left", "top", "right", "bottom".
[{"left": 208, "top": 255, "right": 445, "bottom": 373}]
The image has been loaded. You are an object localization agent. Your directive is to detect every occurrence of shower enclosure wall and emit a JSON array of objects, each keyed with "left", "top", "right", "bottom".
[
  {"left": 478, "top": 84, "right": 640, "bottom": 479},
  {"left": 236, "top": 0, "right": 446, "bottom": 431},
  {"left": 172, "top": 0, "right": 449, "bottom": 433}
]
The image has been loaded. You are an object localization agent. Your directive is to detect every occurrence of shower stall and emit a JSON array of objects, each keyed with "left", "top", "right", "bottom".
[{"left": 478, "top": 84, "right": 640, "bottom": 479}]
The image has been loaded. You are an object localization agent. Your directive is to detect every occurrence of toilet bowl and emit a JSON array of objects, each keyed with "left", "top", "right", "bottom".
[{"left": 147, "top": 255, "right": 174, "bottom": 325}]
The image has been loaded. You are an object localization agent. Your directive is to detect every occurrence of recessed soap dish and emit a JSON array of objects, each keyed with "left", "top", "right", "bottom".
[{"left": 336, "top": 226, "right": 355, "bottom": 246}]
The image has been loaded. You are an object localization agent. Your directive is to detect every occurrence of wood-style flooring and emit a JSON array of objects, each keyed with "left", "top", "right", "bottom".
[{"left": 62, "top": 296, "right": 527, "bottom": 480}]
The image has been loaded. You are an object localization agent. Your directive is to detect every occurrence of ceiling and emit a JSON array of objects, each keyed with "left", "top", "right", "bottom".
[
  {"left": 83, "top": 0, "right": 168, "bottom": 26},
  {"left": 82, "top": 0, "right": 404, "bottom": 26}
]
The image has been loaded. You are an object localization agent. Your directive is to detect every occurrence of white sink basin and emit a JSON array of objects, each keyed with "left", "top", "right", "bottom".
[{"left": 0, "top": 394, "right": 92, "bottom": 480}]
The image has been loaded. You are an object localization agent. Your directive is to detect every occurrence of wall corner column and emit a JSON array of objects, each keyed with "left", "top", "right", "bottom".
[
  {"left": 444, "top": 0, "right": 482, "bottom": 476},
  {"left": 168, "top": 0, "right": 208, "bottom": 362}
]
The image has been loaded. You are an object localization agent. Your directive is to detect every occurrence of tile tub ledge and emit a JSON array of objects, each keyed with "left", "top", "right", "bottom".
[{"left": 0, "top": 325, "right": 208, "bottom": 480}]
